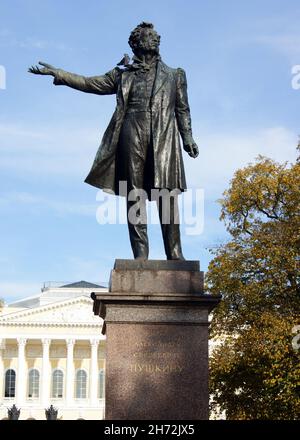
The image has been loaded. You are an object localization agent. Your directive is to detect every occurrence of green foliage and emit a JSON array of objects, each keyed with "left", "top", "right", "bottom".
[{"left": 207, "top": 154, "right": 300, "bottom": 419}]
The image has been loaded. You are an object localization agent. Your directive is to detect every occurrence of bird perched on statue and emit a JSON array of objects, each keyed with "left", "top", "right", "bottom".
[{"left": 117, "top": 53, "right": 131, "bottom": 67}]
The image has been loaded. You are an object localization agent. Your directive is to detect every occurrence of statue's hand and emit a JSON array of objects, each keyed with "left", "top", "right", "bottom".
[
  {"left": 28, "top": 61, "right": 57, "bottom": 76},
  {"left": 184, "top": 142, "right": 199, "bottom": 158}
]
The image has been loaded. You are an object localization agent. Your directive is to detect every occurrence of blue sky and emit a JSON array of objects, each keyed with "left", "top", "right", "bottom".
[{"left": 0, "top": 0, "right": 299, "bottom": 302}]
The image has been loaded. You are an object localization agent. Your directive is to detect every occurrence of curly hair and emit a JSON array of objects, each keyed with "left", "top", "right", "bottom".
[{"left": 128, "top": 22, "right": 161, "bottom": 51}]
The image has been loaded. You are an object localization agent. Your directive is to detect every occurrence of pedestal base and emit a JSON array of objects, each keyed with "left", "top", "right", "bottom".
[{"left": 91, "top": 259, "right": 220, "bottom": 420}]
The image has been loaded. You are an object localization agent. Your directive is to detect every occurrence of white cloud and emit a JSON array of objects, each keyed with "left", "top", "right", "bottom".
[
  {"left": 0, "top": 191, "right": 97, "bottom": 217},
  {"left": 254, "top": 34, "right": 300, "bottom": 59},
  {"left": 0, "top": 258, "right": 110, "bottom": 303},
  {"left": 0, "top": 122, "right": 102, "bottom": 176},
  {"left": 1, "top": 120, "right": 298, "bottom": 203},
  {"left": 19, "top": 38, "right": 71, "bottom": 51},
  {"left": 0, "top": 122, "right": 101, "bottom": 153},
  {"left": 218, "top": 13, "right": 300, "bottom": 61},
  {"left": 0, "top": 123, "right": 46, "bottom": 141},
  {"left": 187, "top": 126, "right": 298, "bottom": 199},
  {"left": 0, "top": 30, "right": 73, "bottom": 51},
  {"left": 0, "top": 282, "right": 41, "bottom": 303},
  {"left": 66, "top": 256, "right": 110, "bottom": 285}
]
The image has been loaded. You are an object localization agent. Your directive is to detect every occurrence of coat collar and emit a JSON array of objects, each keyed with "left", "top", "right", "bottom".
[
  {"left": 152, "top": 61, "right": 169, "bottom": 97},
  {"left": 121, "top": 69, "right": 135, "bottom": 105},
  {"left": 131, "top": 54, "right": 161, "bottom": 72}
]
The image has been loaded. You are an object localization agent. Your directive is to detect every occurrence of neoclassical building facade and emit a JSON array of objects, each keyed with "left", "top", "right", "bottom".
[{"left": 0, "top": 281, "right": 107, "bottom": 420}]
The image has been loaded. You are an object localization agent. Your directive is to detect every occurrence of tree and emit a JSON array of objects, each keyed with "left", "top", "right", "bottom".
[{"left": 207, "top": 153, "right": 300, "bottom": 419}]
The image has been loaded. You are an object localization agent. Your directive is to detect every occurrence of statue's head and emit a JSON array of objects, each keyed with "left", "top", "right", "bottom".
[
  {"left": 129, "top": 22, "right": 160, "bottom": 56},
  {"left": 8, "top": 404, "right": 20, "bottom": 420},
  {"left": 45, "top": 404, "right": 58, "bottom": 420}
]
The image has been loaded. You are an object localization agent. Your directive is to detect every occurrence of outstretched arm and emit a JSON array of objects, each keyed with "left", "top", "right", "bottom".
[
  {"left": 175, "top": 68, "right": 199, "bottom": 158},
  {"left": 29, "top": 61, "right": 118, "bottom": 95}
]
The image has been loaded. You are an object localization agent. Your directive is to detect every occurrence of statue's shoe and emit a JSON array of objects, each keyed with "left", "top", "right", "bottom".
[{"left": 168, "top": 254, "right": 185, "bottom": 261}]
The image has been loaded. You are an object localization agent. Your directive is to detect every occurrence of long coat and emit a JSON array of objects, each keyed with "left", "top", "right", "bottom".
[{"left": 54, "top": 61, "right": 194, "bottom": 195}]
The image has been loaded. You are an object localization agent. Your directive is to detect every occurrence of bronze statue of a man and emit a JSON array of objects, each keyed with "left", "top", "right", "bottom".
[{"left": 29, "top": 22, "right": 198, "bottom": 260}]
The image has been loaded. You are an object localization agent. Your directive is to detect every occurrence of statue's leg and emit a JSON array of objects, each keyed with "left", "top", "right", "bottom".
[
  {"left": 120, "top": 113, "right": 149, "bottom": 260},
  {"left": 127, "top": 195, "right": 149, "bottom": 260},
  {"left": 156, "top": 193, "right": 185, "bottom": 260}
]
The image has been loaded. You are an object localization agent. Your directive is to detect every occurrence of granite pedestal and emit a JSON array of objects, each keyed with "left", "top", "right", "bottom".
[{"left": 91, "top": 259, "right": 221, "bottom": 420}]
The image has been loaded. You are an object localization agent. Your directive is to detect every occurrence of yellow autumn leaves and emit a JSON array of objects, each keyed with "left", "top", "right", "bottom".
[{"left": 207, "top": 152, "right": 300, "bottom": 419}]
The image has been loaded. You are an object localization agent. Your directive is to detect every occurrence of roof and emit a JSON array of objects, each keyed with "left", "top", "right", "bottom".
[{"left": 60, "top": 280, "right": 105, "bottom": 288}]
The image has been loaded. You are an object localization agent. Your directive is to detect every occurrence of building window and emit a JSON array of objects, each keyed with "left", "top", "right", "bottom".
[
  {"left": 5, "top": 369, "right": 16, "bottom": 398},
  {"left": 76, "top": 370, "right": 87, "bottom": 399},
  {"left": 52, "top": 370, "right": 64, "bottom": 398},
  {"left": 28, "top": 369, "right": 40, "bottom": 398},
  {"left": 99, "top": 370, "right": 105, "bottom": 399}
]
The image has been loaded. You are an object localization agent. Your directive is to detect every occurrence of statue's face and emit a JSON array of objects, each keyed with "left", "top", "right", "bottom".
[{"left": 135, "top": 28, "right": 160, "bottom": 53}]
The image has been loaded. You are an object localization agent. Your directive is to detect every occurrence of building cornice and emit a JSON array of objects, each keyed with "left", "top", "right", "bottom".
[
  {"left": 0, "top": 321, "right": 102, "bottom": 328},
  {"left": 0, "top": 296, "right": 102, "bottom": 328}
]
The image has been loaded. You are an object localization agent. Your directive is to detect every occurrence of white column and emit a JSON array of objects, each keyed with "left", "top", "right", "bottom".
[
  {"left": 66, "top": 339, "right": 75, "bottom": 406},
  {"left": 42, "top": 339, "right": 51, "bottom": 407},
  {"left": 0, "top": 339, "right": 4, "bottom": 399},
  {"left": 90, "top": 339, "right": 99, "bottom": 406},
  {"left": 17, "top": 338, "right": 27, "bottom": 407}
]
